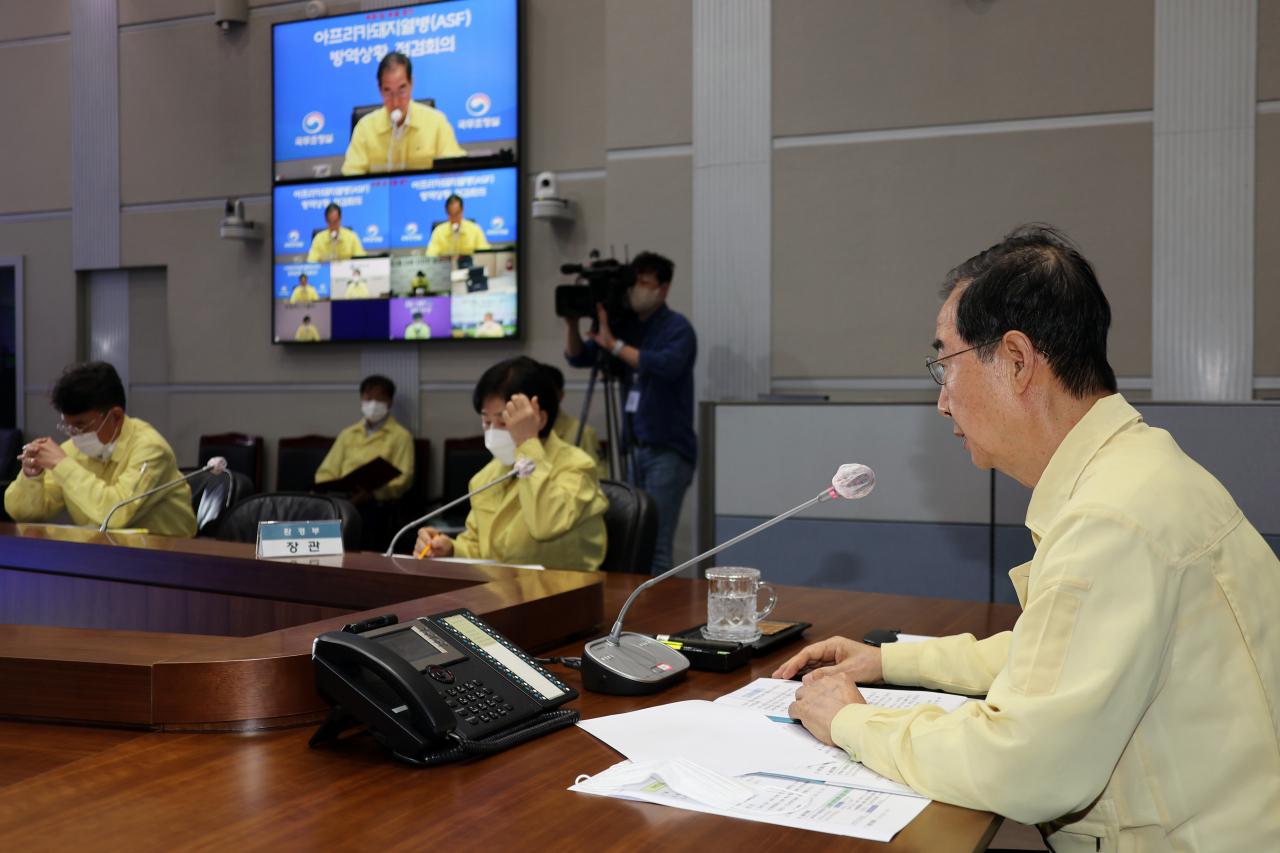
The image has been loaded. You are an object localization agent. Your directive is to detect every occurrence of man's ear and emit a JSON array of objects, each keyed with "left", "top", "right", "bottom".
[{"left": 1001, "top": 331, "right": 1038, "bottom": 394}]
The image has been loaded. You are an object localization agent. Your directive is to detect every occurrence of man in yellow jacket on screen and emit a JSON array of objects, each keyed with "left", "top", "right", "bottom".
[
  {"left": 307, "top": 203, "right": 366, "bottom": 262},
  {"left": 289, "top": 272, "right": 319, "bottom": 303},
  {"left": 413, "top": 357, "right": 607, "bottom": 572},
  {"left": 424, "top": 194, "right": 491, "bottom": 258},
  {"left": 341, "top": 52, "right": 466, "bottom": 176},
  {"left": 778, "top": 226, "right": 1280, "bottom": 853},
  {"left": 4, "top": 362, "right": 197, "bottom": 537},
  {"left": 295, "top": 315, "right": 321, "bottom": 341}
]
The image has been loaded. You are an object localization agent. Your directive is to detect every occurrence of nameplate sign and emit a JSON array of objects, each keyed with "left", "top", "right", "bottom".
[{"left": 256, "top": 520, "right": 345, "bottom": 559}]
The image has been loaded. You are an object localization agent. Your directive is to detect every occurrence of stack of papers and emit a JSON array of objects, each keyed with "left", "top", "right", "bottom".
[{"left": 573, "top": 677, "right": 973, "bottom": 841}]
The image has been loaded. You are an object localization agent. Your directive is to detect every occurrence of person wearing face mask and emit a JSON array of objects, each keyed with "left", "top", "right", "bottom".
[
  {"left": 307, "top": 203, "right": 367, "bottom": 263},
  {"left": 564, "top": 251, "right": 696, "bottom": 576},
  {"left": 413, "top": 356, "right": 608, "bottom": 572},
  {"left": 4, "top": 362, "right": 197, "bottom": 537},
  {"left": 424, "top": 194, "right": 491, "bottom": 259},
  {"left": 341, "top": 52, "right": 466, "bottom": 176},
  {"left": 314, "top": 375, "right": 415, "bottom": 547}
]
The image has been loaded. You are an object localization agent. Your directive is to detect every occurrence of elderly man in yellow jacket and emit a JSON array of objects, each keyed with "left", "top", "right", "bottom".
[
  {"left": 5, "top": 362, "right": 196, "bottom": 537},
  {"left": 307, "top": 203, "right": 366, "bottom": 262},
  {"left": 414, "top": 357, "right": 607, "bottom": 572},
  {"left": 424, "top": 194, "right": 490, "bottom": 258},
  {"left": 341, "top": 52, "right": 466, "bottom": 176},
  {"left": 778, "top": 226, "right": 1280, "bottom": 853}
]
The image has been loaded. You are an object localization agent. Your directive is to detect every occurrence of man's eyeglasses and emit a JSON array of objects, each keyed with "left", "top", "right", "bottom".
[
  {"left": 54, "top": 411, "right": 108, "bottom": 437},
  {"left": 925, "top": 339, "right": 1002, "bottom": 385}
]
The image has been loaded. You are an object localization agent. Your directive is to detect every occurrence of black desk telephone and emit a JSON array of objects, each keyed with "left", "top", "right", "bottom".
[{"left": 309, "top": 608, "right": 580, "bottom": 766}]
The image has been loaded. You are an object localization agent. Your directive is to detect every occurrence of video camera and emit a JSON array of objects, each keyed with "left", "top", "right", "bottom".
[{"left": 554, "top": 251, "right": 636, "bottom": 335}]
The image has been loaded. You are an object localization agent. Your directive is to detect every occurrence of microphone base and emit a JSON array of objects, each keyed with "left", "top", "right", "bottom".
[{"left": 580, "top": 633, "right": 690, "bottom": 695}]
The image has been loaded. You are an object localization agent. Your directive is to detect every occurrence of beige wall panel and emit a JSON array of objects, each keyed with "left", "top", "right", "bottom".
[
  {"left": 118, "top": 0, "right": 359, "bottom": 26},
  {"left": 526, "top": 0, "right": 605, "bottom": 172},
  {"left": 0, "top": 219, "right": 75, "bottom": 412},
  {"left": 129, "top": 266, "right": 169, "bottom": 385},
  {"left": 1261, "top": 0, "right": 1280, "bottom": 101},
  {"left": 604, "top": 155, "right": 692, "bottom": 319},
  {"left": 0, "top": 2, "right": 69, "bottom": 40},
  {"left": 1256, "top": 113, "right": 1280, "bottom": 374},
  {"left": 120, "top": 202, "right": 360, "bottom": 383},
  {"left": 417, "top": 175, "right": 607, "bottom": 381},
  {"left": 604, "top": 0, "right": 692, "bottom": 150},
  {"left": 772, "top": 124, "right": 1153, "bottom": 379},
  {"left": 0, "top": 41, "right": 72, "bottom": 214},
  {"left": 119, "top": 14, "right": 277, "bottom": 204},
  {"left": 773, "top": 0, "right": 1154, "bottom": 137}
]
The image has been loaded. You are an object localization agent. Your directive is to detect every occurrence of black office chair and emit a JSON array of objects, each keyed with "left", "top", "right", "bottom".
[
  {"left": 439, "top": 435, "right": 491, "bottom": 528},
  {"left": 598, "top": 479, "right": 660, "bottom": 575},
  {"left": 277, "top": 435, "right": 335, "bottom": 493},
  {"left": 216, "top": 493, "right": 362, "bottom": 552},
  {"left": 0, "top": 429, "right": 22, "bottom": 481},
  {"left": 198, "top": 433, "right": 264, "bottom": 493},
  {"left": 186, "top": 469, "right": 255, "bottom": 538}
]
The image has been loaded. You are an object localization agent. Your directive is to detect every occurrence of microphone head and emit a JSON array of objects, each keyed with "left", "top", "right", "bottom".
[
  {"left": 829, "top": 463, "right": 874, "bottom": 499},
  {"left": 514, "top": 458, "right": 536, "bottom": 479},
  {"left": 389, "top": 108, "right": 403, "bottom": 125},
  {"left": 207, "top": 457, "right": 229, "bottom": 475}
]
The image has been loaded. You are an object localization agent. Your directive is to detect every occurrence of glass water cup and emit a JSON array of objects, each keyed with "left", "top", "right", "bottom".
[{"left": 702, "top": 566, "right": 777, "bottom": 643}]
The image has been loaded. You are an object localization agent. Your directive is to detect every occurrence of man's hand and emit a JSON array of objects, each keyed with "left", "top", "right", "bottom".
[
  {"left": 772, "top": 635, "right": 884, "bottom": 685},
  {"left": 22, "top": 438, "right": 66, "bottom": 475},
  {"left": 503, "top": 393, "right": 542, "bottom": 447},
  {"left": 584, "top": 303, "right": 616, "bottom": 352},
  {"left": 413, "top": 526, "right": 454, "bottom": 558},
  {"left": 788, "top": 671, "right": 867, "bottom": 746}
]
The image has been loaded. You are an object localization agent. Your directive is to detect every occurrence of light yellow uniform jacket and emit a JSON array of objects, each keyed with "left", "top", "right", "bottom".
[
  {"left": 307, "top": 228, "right": 366, "bottom": 262},
  {"left": 451, "top": 430, "right": 608, "bottom": 572},
  {"left": 553, "top": 410, "right": 606, "bottom": 478},
  {"left": 341, "top": 101, "right": 465, "bottom": 175},
  {"left": 295, "top": 323, "right": 321, "bottom": 341},
  {"left": 315, "top": 415, "right": 414, "bottom": 502},
  {"left": 831, "top": 394, "right": 1280, "bottom": 853},
  {"left": 289, "top": 283, "right": 319, "bottom": 303},
  {"left": 3, "top": 415, "right": 197, "bottom": 537},
  {"left": 424, "top": 220, "right": 491, "bottom": 257}
]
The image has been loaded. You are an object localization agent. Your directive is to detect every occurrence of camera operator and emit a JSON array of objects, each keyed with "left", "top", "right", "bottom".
[{"left": 564, "top": 251, "right": 696, "bottom": 575}]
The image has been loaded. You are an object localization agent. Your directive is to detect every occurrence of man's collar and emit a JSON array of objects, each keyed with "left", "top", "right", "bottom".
[{"left": 1024, "top": 394, "right": 1142, "bottom": 536}]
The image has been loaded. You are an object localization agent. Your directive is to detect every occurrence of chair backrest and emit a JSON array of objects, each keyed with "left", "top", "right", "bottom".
[
  {"left": 187, "top": 469, "right": 255, "bottom": 537},
  {"left": 441, "top": 435, "right": 490, "bottom": 524},
  {"left": 0, "top": 428, "right": 23, "bottom": 481},
  {"left": 198, "top": 433, "right": 264, "bottom": 493},
  {"left": 598, "top": 479, "right": 660, "bottom": 575},
  {"left": 216, "top": 492, "right": 362, "bottom": 551},
  {"left": 350, "top": 97, "right": 434, "bottom": 132},
  {"left": 407, "top": 438, "right": 431, "bottom": 512},
  {"left": 276, "top": 435, "right": 335, "bottom": 493}
]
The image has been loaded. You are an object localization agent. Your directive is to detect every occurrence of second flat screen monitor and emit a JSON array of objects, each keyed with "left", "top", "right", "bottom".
[{"left": 272, "top": 166, "right": 517, "bottom": 344}]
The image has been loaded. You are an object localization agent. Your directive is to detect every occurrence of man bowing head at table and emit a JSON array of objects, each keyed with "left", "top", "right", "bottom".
[
  {"left": 779, "top": 226, "right": 1280, "bottom": 853},
  {"left": 5, "top": 362, "right": 196, "bottom": 537}
]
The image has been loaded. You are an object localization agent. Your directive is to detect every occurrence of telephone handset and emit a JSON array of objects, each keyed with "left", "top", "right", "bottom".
[{"left": 309, "top": 608, "right": 580, "bottom": 766}]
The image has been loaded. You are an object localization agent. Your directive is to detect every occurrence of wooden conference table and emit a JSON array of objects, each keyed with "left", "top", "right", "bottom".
[{"left": 0, "top": 524, "right": 1020, "bottom": 852}]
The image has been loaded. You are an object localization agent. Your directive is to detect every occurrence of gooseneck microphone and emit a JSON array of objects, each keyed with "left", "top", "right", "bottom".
[
  {"left": 99, "top": 457, "right": 229, "bottom": 532},
  {"left": 383, "top": 458, "right": 536, "bottom": 557},
  {"left": 580, "top": 464, "right": 875, "bottom": 695}
]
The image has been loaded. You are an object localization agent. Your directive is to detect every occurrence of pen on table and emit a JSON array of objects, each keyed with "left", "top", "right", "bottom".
[{"left": 639, "top": 633, "right": 741, "bottom": 654}]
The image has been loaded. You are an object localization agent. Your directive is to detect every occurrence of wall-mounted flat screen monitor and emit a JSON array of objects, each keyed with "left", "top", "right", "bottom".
[
  {"left": 273, "top": 0, "right": 518, "bottom": 182},
  {"left": 272, "top": 167, "right": 519, "bottom": 343}
]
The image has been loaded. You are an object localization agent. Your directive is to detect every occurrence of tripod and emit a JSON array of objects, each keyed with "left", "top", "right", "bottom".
[{"left": 575, "top": 348, "right": 634, "bottom": 481}]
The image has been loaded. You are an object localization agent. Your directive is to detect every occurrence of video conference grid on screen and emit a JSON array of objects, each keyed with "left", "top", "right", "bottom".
[
  {"left": 273, "top": 0, "right": 516, "bottom": 182},
  {"left": 273, "top": 166, "right": 518, "bottom": 343}
]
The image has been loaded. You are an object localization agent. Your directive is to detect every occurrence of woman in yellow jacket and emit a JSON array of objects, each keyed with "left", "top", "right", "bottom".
[{"left": 413, "top": 357, "right": 608, "bottom": 572}]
